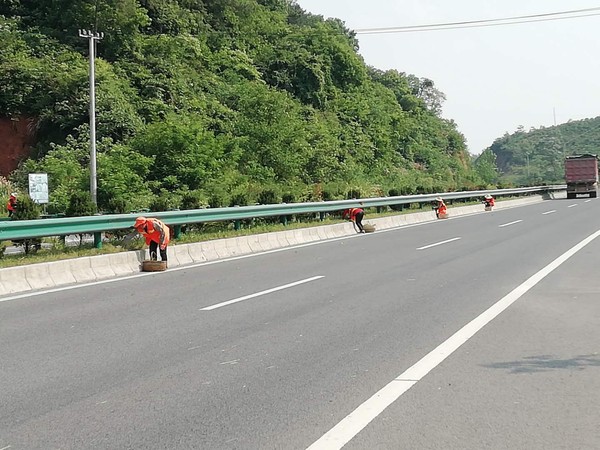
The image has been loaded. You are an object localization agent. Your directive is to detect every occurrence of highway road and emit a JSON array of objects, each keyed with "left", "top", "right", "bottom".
[{"left": 1, "top": 198, "right": 599, "bottom": 450}]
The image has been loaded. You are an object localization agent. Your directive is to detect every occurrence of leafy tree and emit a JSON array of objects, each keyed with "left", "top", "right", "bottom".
[
  {"left": 474, "top": 149, "right": 499, "bottom": 185},
  {"left": 131, "top": 113, "right": 235, "bottom": 192}
]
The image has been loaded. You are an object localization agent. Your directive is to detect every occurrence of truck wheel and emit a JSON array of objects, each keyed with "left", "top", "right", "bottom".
[{"left": 567, "top": 193, "right": 576, "bottom": 199}]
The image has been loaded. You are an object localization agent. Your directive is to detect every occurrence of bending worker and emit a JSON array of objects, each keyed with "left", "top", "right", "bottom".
[
  {"left": 134, "top": 216, "right": 170, "bottom": 262},
  {"left": 342, "top": 207, "right": 365, "bottom": 233},
  {"left": 433, "top": 197, "right": 447, "bottom": 219},
  {"left": 7, "top": 193, "right": 17, "bottom": 218},
  {"left": 483, "top": 194, "right": 495, "bottom": 209}
]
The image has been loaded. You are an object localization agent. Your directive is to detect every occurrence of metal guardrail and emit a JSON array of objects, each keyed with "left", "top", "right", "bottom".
[{"left": 0, "top": 186, "right": 565, "bottom": 243}]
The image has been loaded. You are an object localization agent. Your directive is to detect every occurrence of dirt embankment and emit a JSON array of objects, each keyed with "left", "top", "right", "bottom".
[{"left": 0, "top": 117, "right": 35, "bottom": 177}]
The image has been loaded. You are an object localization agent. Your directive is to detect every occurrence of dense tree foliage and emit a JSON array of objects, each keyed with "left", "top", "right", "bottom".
[
  {"left": 484, "top": 117, "right": 600, "bottom": 186},
  {"left": 1, "top": 0, "right": 484, "bottom": 213}
]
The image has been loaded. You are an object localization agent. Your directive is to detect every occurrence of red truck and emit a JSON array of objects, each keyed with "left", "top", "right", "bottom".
[{"left": 564, "top": 154, "right": 599, "bottom": 199}]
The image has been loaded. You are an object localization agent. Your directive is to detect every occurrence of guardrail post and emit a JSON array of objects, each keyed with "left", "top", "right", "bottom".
[
  {"left": 319, "top": 212, "right": 325, "bottom": 221},
  {"left": 234, "top": 220, "right": 241, "bottom": 230},
  {"left": 93, "top": 232, "right": 102, "bottom": 249},
  {"left": 280, "top": 215, "right": 288, "bottom": 226},
  {"left": 173, "top": 225, "right": 181, "bottom": 239}
]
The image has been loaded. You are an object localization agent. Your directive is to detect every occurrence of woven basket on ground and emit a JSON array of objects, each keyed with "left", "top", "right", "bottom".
[
  {"left": 141, "top": 260, "right": 167, "bottom": 272},
  {"left": 363, "top": 223, "right": 376, "bottom": 233}
]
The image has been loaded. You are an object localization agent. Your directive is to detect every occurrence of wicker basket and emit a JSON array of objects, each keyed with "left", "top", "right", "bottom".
[
  {"left": 484, "top": 206, "right": 493, "bottom": 212},
  {"left": 363, "top": 223, "right": 376, "bottom": 233},
  {"left": 141, "top": 260, "right": 167, "bottom": 272},
  {"left": 438, "top": 212, "right": 449, "bottom": 219}
]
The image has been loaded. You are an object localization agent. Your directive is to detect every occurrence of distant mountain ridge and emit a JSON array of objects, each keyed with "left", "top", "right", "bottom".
[{"left": 488, "top": 116, "right": 600, "bottom": 185}]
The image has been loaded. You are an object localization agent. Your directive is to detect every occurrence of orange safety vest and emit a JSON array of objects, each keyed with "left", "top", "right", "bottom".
[
  {"left": 7, "top": 197, "right": 16, "bottom": 213},
  {"left": 142, "top": 218, "right": 170, "bottom": 246},
  {"left": 343, "top": 208, "right": 363, "bottom": 221},
  {"left": 436, "top": 202, "right": 447, "bottom": 214}
]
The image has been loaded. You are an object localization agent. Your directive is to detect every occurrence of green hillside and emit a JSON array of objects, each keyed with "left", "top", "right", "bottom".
[
  {"left": 481, "top": 116, "right": 600, "bottom": 186},
  {"left": 0, "top": 0, "right": 486, "bottom": 213}
]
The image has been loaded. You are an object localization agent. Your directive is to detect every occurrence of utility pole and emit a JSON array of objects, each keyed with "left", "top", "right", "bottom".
[{"left": 78, "top": 29, "right": 104, "bottom": 205}]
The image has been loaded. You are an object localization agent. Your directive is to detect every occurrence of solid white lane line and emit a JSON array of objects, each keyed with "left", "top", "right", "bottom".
[
  {"left": 200, "top": 276, "right": 324, "bottom": 311},
  {"left": 498, "top": 220, "right": 523, "bottom": 228},
  {"left": 306, "top": 229, "right": 600, "bottom": 450},
  {"left": 542, "top": 210, "right": 556, "bottom": 215},
  {"left": 568, "top": 204, "right": 578, "bottom": 208},
  {"left": 416, "top": 237, "right": 461, "bottom": 250}
]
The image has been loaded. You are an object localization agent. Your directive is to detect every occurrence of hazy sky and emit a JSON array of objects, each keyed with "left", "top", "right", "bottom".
[{"left": 295, "top": 0, "right": 600, "bottom": 154}]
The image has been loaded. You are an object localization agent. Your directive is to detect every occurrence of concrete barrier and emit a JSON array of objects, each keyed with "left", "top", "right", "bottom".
[
  {"left": 0, "top": 266, "right": 31, "bottom": 295},
  {"left": 48, "top": 260, "right": 77, "bottom": 286},
  {"left": 0, "top": 195, "right": 547, "bottom": 296}
]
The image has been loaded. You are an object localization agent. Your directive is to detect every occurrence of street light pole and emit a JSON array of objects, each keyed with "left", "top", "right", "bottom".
[{"left": 78, "top": 29, "right": 104, "bottom": 205}]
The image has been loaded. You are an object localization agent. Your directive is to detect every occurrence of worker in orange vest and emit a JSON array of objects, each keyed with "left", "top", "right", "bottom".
[
  {"left": 134, "top": 217, "right": 170, "bottom": 262},
  {"left": 342, "top": 207, "right": 365, "bottom": 233},
  {"left": 433, "top": 197, "right": 447, "bottom": 218},
  {"left": 483, "top": 194, "right": 495, "bottom": 209},
  {"left": 7, "top": 193, "right": 17, "bottom": 218}
]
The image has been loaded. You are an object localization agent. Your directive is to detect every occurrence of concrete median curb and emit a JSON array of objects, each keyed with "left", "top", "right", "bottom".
[{"left": 0, "top": 195, "right": 546, "bottom": 296}]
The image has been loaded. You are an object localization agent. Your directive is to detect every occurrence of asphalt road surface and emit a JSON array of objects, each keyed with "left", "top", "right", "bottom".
[{"left": 1, "top": 198, "right": 599, "bottom": 450}]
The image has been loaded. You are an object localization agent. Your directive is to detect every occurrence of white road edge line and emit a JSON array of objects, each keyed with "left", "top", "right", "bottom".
[
  {"left": 306, "top": 229, "right": 600, "bottom": 450},
  {"left": 568, "top": 204, "right": 578, "bottom": 208},
  {"left": 498, "top": 220, "right": 523, "bottom": 228},
  {"left": 542, "top": 210, "right": 556, "bottom": 215},
  {"left": 200, "top": 276, "right": 324, "bottom": 311},
  {"left": 416, "top": 237, "right": 461, "bottom": 250}
]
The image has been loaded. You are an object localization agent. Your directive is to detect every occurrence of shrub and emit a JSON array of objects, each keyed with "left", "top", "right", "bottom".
[
  {"left": 257, "top": 189, "right": 280, "bottom": 205},
  {"left": 181, "top": 191, "right": 203, "bottom": 210},
  {"left": 11, "top": 196, "right": 42, "bottom": 254},
  {"left": 107, "top": 198, "right": 128, "bottom": 214},
  {"left": 229, "top": 193, "right": 248, "bottom": 207},
  {"left": 208, "top": 193, "right": 227, "bottom": 209},
  {"left": 66, "top": 191, "right": 97, "bottom": 217},
  {"left": 282, "top": 193, "right": 295, "bottom": 203},
  {"left": 346, "top": 189, "right": 362, "bottom": 199}
]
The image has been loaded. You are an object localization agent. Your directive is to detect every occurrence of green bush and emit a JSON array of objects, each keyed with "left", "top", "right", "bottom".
[
  {"left": 107, "top": 198, "right": 129, "bottom": 214},
  {"left": 208, "top": 193, "right": 227, "bottom": 209},
  {"left": 181, "top": 191, "right": 204, "bottom": 210},
  {"left": 229, "top": 193, "right": 249, "bottom": 207},
  {"left": 346, "top": 189, "right": 362, "bottom": 199},
  {"left": 11, "top": 196, "right": 42, "bottom": 254},
  {"left": 282, "top": 193, "right": 295, "bottom": 203},
  {"left": 66, "top": 191, "right": 97, "bottom": 217},
  {"left": 257, "top": 189, "right": 280, "bottom": 205}
]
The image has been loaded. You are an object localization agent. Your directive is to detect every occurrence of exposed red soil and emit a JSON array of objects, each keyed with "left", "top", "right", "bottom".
[{"left": 0, "top": 117, "right": 35, "bottom": 177}]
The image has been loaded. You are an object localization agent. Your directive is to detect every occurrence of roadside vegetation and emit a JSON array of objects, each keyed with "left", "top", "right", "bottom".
[{"left": 1, "top": 0, "right": 495, "bottom": 219}]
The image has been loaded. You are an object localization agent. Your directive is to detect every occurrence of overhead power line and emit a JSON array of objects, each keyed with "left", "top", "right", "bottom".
[{"left": 354, "top": 6, "right": 600, "bottom": 34}]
